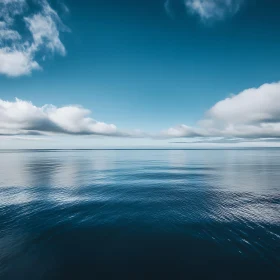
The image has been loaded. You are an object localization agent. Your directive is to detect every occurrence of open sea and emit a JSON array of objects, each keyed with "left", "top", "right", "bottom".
[{"left": 0, "top": 149, "right": 279, "bottom": 279}]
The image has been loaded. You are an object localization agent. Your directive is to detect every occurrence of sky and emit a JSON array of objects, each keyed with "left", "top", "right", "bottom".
[{"left": 1, "top": 0, "right": 280, "bottom": 148}]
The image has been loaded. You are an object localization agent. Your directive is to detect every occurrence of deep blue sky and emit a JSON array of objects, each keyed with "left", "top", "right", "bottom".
[{"left": 1, "top": 0, "right": 280, "bottom": 147}]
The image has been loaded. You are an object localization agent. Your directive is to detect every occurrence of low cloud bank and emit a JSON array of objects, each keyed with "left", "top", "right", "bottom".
[
  {"left": 0, "top": 98, "right": 132, "bottom": 137},
  {"left": 163, "top": 82, "right": 280, "bottom": 140},
  {"left": 2, "top": 81, "right": 280, "bottom": 143}
]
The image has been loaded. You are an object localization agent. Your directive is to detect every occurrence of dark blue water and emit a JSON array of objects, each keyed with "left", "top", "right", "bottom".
[{"left": 0, "top": 149, "right": 279, "bottom": 279}]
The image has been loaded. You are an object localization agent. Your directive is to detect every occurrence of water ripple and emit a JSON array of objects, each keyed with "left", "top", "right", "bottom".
[{"left": 0, "top": 150, "right": 279, "bottom": 279}]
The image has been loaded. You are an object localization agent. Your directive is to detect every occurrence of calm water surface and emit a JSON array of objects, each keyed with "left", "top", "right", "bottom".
[{"left": 0, "top": 149, "right": 279, "bottom": 279}]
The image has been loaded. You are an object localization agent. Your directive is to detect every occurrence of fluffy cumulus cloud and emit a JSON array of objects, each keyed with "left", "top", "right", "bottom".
[
  {"left": 0, "top": 0, "right": 69, "bottom": 77},
  {"left": 185, "top": 0, "right": 243, "bottom": 21},
  {"left": 0, "top": 98, "right": 127, "bottom": 136},
  {"left": 164, "top": 82, "right": 280, "bottom": 140}
]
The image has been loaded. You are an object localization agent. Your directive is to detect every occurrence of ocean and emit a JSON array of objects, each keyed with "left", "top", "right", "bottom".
[{"left": 0, "top": 149, "right": 279, "bottom": 279}]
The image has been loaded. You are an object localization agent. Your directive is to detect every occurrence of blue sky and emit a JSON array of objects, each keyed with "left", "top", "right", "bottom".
[{"left": 1, "top": 0, "right": 280, "bottom": 148}]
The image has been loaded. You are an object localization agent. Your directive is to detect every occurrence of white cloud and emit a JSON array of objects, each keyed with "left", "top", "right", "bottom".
[
  {"left": 0, "top": 48, "right": 40, "bottom": 76},
  {"left": 207, "top": 82, "right": 280, "bottom": 124},
  {"left": 2, "top": 82, "right": 280, "bottom": 143},
  {"left": 0, "top": 98, "right": 120, "bottom": 136},
  {"left": 0, "top": 0, "right": 69, "bottom": 77},
  {"left": 164, "top": 82, "right": 280, "bottom": 140},
  {"left": 185, "top": 0, "right": 243, "bottom": 21},
  {"left": 162, "top": 124, "right": 200, "bottom": 138},
  {"left": 0, "top": 28, "right": 21, "bottom": 41},
  {"left": 0, "top": 0, "right": 26, "bottom": 24},
  {"left": 25, "top": 12, "right": 65, "bottom": 56}
]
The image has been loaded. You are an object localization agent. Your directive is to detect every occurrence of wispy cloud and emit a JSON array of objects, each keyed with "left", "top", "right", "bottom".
[
  {"left": 164, "top": 0, "right": 243, "bottom": 21},
  {"left": 0, "top": 0, "right": 69, "bottom": 77},
  {"left": 164, "top": 0, "right": 175, "bottom": 19},
  {"left": 185, "top": 0, "right": 243, "bottom": 21}
]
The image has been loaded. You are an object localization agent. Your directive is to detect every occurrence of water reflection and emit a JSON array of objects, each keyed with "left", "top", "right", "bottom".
[{"left": 0, "top": 150, "right": 279, "bottom": 279}]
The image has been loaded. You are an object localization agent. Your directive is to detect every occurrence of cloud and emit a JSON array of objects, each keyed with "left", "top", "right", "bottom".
[
  {"left": 0, "top": 48, "right": 40, "bottom": 76},
  {"left": 164, "top": 82, "right": 280, "bottom": 140},
  {"left": 206, "top": 82, "right": 280, "bottom": 125},
  {"left": 185, "top": 0, "right": 243, "bottom": 21},
  {"left": 0, "top": 0, "right": 69, "bottom": 77},
  {"left": 2, "top": 82, "right": 280, "bottom": 143},
  {"left": 161, "top": 124, "right": 201, "bottom": 138},
  {"left": 164, "top": 0, "right": 175, "bottom": 19},
  {"left": 0, "top": 98, "right": 127, "bottom": 136}
]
